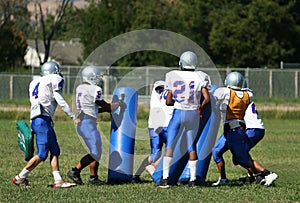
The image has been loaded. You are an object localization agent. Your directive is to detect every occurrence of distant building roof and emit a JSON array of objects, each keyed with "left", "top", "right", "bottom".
[{"left": 26, "top": 39, "right": 83, "bottom": 66}]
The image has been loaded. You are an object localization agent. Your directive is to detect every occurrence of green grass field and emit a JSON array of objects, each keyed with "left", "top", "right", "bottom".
[{"left": 0, "top": 116, "right": 299, "bottom": 202}]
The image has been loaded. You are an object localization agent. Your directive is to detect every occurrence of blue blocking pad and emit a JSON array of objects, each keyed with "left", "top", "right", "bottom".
[{"left": 107, "top": 87, "right": 138, "bottom": 184}]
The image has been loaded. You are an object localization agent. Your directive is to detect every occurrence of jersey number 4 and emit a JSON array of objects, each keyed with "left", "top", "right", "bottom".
[{"left": 31, "top": 82, "right": 40, "bottom": 99}]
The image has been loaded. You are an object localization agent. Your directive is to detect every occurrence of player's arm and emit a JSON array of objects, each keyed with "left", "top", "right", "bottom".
[
  {"left": 96, "top": 100, "right": 123, "bottom": 113},
  {"left": 53, "top": 91, "right": 75, "bottom": 120},
  {"left": 166, "top": 90, "right": 175, "bottom": 106},
  {"left": 200, "top": 87, "right": 210, "bottom": 109}
]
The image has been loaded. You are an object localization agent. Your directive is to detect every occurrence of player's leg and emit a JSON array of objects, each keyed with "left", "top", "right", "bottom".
[
  {"left": 158, "top": 110, "right": 181, "bottom": 188},
  {"left": 211, "top": 134, "right": 229, "bottom": 186},
  {"left": 13, "top": 155, "right": 41, "bottom": 187},
  {"left": 68, "top": 119, "right": 102, "bottom": 185},
  {"left": 246, "top": 128, "right": 265, "bottom": 149},
  {"left": 13, "top": 116, "right": 50, "bottom": 187},
  {"left": 184, "top": 109, "right": 200, "bottom": 187},
  {"left": 242, "top": 128, "right": 278, "bottom": 185},
  {"left": 146, "top": 127, "right": 168, "bottom": 177},
  {"left": 132, "top": 156, "right": 150, "bottom": 183},
  {"left": 252, "top": 160, "right": 279, "bottom": 186},
  {"left": 47, "top": 121, "right": 76, "bottom": 188}
]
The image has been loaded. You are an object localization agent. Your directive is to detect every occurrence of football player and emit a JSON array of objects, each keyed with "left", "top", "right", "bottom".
[
  {"left": 67, "top": 66, "right": 124, "bottom": 185},
  {"left": 212, "top": 100, "right": 265, "bottom": 186},
  {"left": 158, "top": 51, "right": 211, "bottom": 188},
  {"left": 212, "top": 71, "right": 278, "bottom": 187},
  {"left": 132, "top": 80, "right": 174, "bottom": 183},
  {"left": 13, "top": 61, "right": 78, "bottom": 188}
]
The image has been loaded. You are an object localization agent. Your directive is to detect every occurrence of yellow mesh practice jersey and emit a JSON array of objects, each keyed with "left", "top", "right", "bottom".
[{"left": 226, "top": 89, "right": 250, "bottom": 120}]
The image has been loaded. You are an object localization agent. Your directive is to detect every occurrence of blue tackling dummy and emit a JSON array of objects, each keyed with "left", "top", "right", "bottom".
[{"left": 107, "top": 87, "right": 138, "bottom": 184}]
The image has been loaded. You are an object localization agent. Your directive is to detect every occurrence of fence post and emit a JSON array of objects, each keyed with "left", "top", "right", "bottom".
[
  {"left": 280, "top": 61, "right": 284, "bottom": 69},
  {"left": 295, "top": 71, "right": 298, "bottom": 98},
  {"left": 146, "top": 66, "right": 149, "bottom": 96},
  {"left": 269, "top": 70, "right": 272, "bottom": 98},
  {"left": 67, "top": 65, "right": 70, "bottom": 94},
  {"left": 245, "top": 68, "right": 249, "bottom": 85},
  {"left": 9, "top": 75, "right": 13, "bottom": 100}
]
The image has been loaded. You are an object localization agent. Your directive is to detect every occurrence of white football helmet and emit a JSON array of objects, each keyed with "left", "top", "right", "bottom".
[
  {"left": 153, "top": 80, "right": 165, "bottom": 94},
  {"left": 41, "top": 61, "right": 61, "bottom": 76},
  {"left": 179, "top": 51, "right": 198, "bottom": 70},
  {"left": 82, "top": 66, "right": 102, "bottom": 85},
  {"left": 224, "top": 71, "right": 247, "bottom": 90}
]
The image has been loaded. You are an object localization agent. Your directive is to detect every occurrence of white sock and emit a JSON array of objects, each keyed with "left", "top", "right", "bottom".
[
  {"left": 188, "top": 160, "right": 198, "bottom": 181},
  {"left": 18, "top": 168, "right": 30, "bottom": 179},
  {"left": 162, "top": 156, "right": 172, "bottom": 179},
  {"left": 53, "top": 171, "right": 62, "bottom": 182}
]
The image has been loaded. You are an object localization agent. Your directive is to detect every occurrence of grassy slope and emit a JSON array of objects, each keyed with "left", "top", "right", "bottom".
[{"left": 0, "top": 118, "right": 299, "bottom": 202}]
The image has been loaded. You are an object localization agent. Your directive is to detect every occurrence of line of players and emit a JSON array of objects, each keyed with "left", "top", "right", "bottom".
[
  {"left": 12, "top": 51, "right": 278, "bottom": 188},
  {"left": 133, "top": 51, "right": 278, "bottom": 188}
]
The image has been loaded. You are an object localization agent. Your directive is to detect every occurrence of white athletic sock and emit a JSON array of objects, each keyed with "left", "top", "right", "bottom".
[
  {"left": 53, "top": 171, "right": 62, "bottom": 182},
  {"left": 18, "top": 168, "right": 30, "bottom": 179},
  {"left": 162, "top": 156, "right": 172, "bottom": 179},
  {"left": 188, "top": 160, "right": 198, "bottom": 181}
]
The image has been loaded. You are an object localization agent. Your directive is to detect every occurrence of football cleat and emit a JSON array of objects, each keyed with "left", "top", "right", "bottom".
[
  {"left": 239, "top": 174, "right": 256, "bottom": 184},
  {"left": 263, "top": 172, "right": 278, "bottom": 187},
  {"left": 187, "top": 180, "right": 197, "bottom": 188},
  {"left": 212, "top": 178, "right": 229, "bottom": 187},
  {"left": 255, "top": 172, "right": 266, "bottom": 185},
  {"left": 89, "top": 176, "right": 105, "bottom": 185},
  {"left": 54, "top": 180, "right": 76, "bottom": 189},
  {"left": 132, "top": 175, "right": 141, "bottom": 183},
  {"left": 158, "top": 178, "right": 170, "bottom": 188},
  {"left": 67, "top": 169, "right": 83, "bottom": 185},
  {"left": 13, "top": 176, "right": 30, "bottom": 188}
]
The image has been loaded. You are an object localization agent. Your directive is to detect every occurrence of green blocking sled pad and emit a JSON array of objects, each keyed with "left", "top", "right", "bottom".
[{"left": 16, "top": 120, "right": 34, "bottom": 161}]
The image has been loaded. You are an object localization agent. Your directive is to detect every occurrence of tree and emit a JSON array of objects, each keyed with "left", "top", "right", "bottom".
[
  {"left": 0, "top": 0, "right": 28, "bottom": 71},
  {"left": 117, "top": 0, "right": 177, "bottom": 67},
  {"left": 80, "top": 0, "right": 133, "bottom": 59},
  {"left": 208, "top": 0, "right": 296, "bottom": 68},
  {"left": 0, "top": 20, "right": 27, "bottom": 71},
  {"left": 0, "top": 0, "right": 26, "bottom": 28},
  {"left": 32, "top": 0, "right": 71, "bottom": 65},
  {"left": 51, "top": 5, "right": 83, "bottom": 41}
]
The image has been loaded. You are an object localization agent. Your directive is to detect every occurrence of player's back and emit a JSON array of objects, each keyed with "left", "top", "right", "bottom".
[{"left": 165, "top": 70, "right": 205, "bottom": 110}]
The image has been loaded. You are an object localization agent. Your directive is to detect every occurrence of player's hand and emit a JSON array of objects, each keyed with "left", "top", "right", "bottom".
[
  {"left": 119, "top": 100, "right": 126, "bottom": 110},
  {"left": 74, "top": 118, "right": 81, "bottom": 126},
  {"left": 198, "top": 106, "right": 203, "bottom": 119},
  {"left": 98, "top": 107, "right": 107, "bottom": 113}
]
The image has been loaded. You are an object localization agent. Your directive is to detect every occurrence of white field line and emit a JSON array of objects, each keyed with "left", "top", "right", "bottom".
[
  {"left": 0, "top": 105, "right": 30, "bottom": 112},
  {"left": 256, "top": 104, "right": 300, "bottom": 111}
]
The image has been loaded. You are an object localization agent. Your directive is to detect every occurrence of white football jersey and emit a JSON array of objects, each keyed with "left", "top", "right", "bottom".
[
  {"left": 76, "top": 83, "right": 103, "bottom": 118},
  {"left": 195, "top": 70, "right": 212, "bottom": 90},
  {"left": 244, "top": 102, "right": 264, "bottom": 129},
  {"left": 165, "top": 70, "right": 207, "bottom": 110},
  {"left": 29, "top": 74, "right": 74, "bottom": 119},
  {"left": 148, "top": 86, "right": 174, "bottom": 129}
]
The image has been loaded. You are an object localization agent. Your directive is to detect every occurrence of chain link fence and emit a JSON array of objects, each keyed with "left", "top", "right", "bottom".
[{"left": 1, "top": 66, "right": 299, "bottom": 103}]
